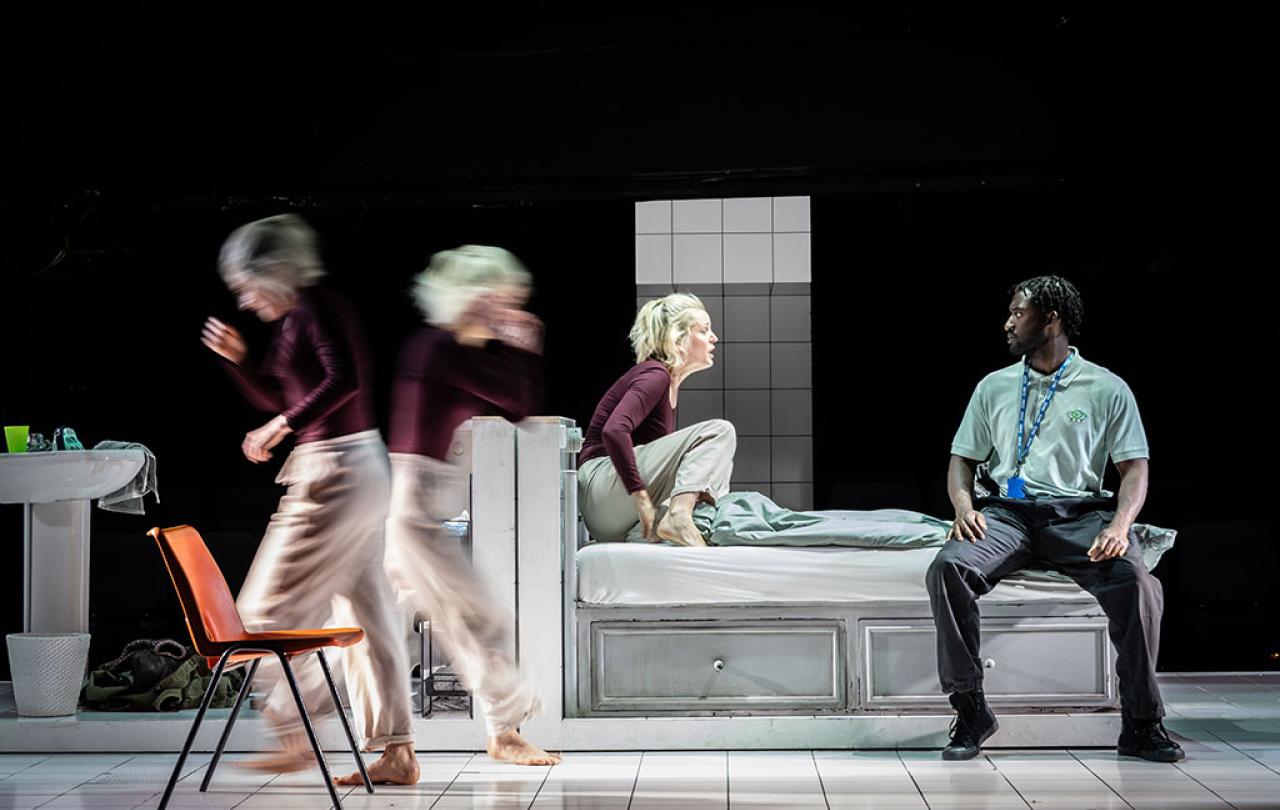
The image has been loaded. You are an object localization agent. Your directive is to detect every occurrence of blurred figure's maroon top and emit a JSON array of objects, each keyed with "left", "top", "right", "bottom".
[
  {"left": 224, "top": 287, "right": 376, "bottom": 443},
  {"left": 388, "top": 326, "right": 544, "bottom": 460},
  {"left": 578, "top": 360, "right": 674, "bottom": 493}
]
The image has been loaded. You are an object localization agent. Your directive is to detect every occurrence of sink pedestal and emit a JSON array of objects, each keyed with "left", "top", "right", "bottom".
[{"left": 24, "top": 501, "right": 93, "bottom": 633}]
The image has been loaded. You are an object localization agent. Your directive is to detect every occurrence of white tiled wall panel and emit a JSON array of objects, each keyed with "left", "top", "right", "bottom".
[
  {"left": 635, "top": 234, "right": 672, "bottom": 284},
  {"left": 771, "top": 389, "right": 813, "bottom": 435},
  {"left": 722, "top": 196, "right": 773, "bottom": 232},
  {"left": 672, "top": 234, "right": 722, "bottom": 283},
  {"left": 723, "top": 343, "right": 771, "bottom": 389},
  {"left": 771, "top": 483, "right": 813, "bottom": 511},
  {"left": 772, "top": 436, "right": 813, "bottom": 483},
  {"left": 673, "top": 198, "right": 722, "bottom": 233},
  {"left": 734, "top": 437, "right": 772, "bottom": 482},
  {"left": 723, "top": 233, "right": 773, "bottom": 283},
  {"left": 637, "top": 196, "right": 813, "bottom": 507},
  {"left": 676, "top": 389, "right": 725, "bottom": 429},
  {"left": 772, "top": 195, "right": 811, "bottom": 232},
  {"left": 770, "top": 295, "right": 811, "bottom": 341},
  {"left": 722, "top": 295, "right": 771, "bottom": 342},
  {"left": 635, "top": 200, "right": 672, "bottom": 234},
  {"left": 773, "top": 232, "right": 812, "bottom": 283},
  {"left": 725, "top": 390, "right": 771, "bottom": 437},
  {"left": 770, "top": 342, "right": 812, "bottom": 389}
]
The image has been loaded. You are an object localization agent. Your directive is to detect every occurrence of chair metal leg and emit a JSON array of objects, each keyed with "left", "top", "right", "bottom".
[
  {"left": 427, "top": 620, "right": 435, "bottom": 718},
  {"left": 277, "top": 651, "right": 345, "bottom": 810},
  {"left": 201, "top": 657, "right": 260, "bottom": 792},
  {"left": 419, "top": 619, "right": 430, "bottom": 718},
  {"left": 158, "top": 649, "right": 231, "bottom": 810},
  {"left": 317, "top": 650, "right": 374, "bottom": 794}
]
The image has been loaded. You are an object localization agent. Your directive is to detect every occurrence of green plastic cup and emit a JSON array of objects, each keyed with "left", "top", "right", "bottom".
[{"left": 4, "top": 426, "right": 29, "bottom": 453}]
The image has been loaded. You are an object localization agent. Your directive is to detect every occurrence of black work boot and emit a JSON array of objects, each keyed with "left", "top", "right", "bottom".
[
  {"left": 1118, "top": 713, "right": 1185, "bottom": 762},
  {"left": 941, "top": 689, "right": 999, "bottom": 760}
]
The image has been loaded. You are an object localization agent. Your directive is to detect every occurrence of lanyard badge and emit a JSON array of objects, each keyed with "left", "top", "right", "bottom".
[{"left": 1008, "top": 351, "right": 1074, "bottom": 498}]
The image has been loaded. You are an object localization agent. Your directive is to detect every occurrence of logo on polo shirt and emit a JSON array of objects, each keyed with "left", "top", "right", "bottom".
[{"left": 1067, "top": 409, "right": 1088, "bottom": 423}]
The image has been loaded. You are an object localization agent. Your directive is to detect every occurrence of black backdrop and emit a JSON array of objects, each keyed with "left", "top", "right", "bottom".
[{"left": 2, "top": 8, "right": 1273, "bottom": 676}]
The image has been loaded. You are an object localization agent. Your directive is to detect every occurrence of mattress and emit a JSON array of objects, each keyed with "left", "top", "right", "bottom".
[{"left": 576, "top": 543, "right": 1090, "bottom": 606}]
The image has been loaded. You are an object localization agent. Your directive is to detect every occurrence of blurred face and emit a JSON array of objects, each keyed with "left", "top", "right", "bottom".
[
  {"left": 1004, "top": 289, "right": 1050, "bottom": 356},
  {"left": 679, "top": 310, "right": 717, "bottom": 371},
  {"left": 455, "top": 284, "right": 529, "bottom": 330},
  {"left": 227, "top": 273, "right": 295, "bottom": 323}
]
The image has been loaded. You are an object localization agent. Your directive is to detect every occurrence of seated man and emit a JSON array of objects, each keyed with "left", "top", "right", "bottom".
[{"left": 927, "top": 275, "right": 1183, "bottom": 763}]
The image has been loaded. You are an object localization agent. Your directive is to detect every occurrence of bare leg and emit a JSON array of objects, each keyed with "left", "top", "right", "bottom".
[
  {"left": 487, "top": 730, "right": 562, "bottom": 766},
  {"left": 655, "top": 492, "right": 707, "bottom": 546},
  {"left": 335, "top": 741, "right": 420, "bottom": 786}
]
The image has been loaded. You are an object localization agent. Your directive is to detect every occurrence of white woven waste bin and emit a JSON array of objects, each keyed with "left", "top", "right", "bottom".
[{"left": 6, "top": 633, "right": 91, "bottom": 717}]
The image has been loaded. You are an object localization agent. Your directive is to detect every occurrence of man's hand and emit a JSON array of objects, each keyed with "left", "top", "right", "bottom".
[
  {"left": 1088, "top": 523, "right": 1130, "bottom": 562},
  {"left": 242, "top": 415, "right": 292, "bottom": 463},
  {"left": 946, "top": 455, "right": 987, "bottom": 542},
  {"left": 632, "top": 489, "right": 657, "bottom": 540},
  {"left": 948, "top": 509, "right": 987, "bottom": 542}
]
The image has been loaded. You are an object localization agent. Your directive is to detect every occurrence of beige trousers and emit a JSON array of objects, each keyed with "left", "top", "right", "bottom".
[
  {"left": 578, "top": 418, "right": 736, "bottom": 542},
  {"left": 236, "top": 430, "right": 413, "bottom": 750},
  {"left": 385, "top": 452, "right": 541, "bottom": 736}
]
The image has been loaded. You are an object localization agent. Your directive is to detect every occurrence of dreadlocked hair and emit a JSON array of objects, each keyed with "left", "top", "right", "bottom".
[{"left": 1011, "top": 275, "right": 1083, "bottom": 338}]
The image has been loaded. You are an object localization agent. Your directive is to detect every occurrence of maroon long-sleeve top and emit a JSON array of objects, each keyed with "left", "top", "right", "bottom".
[
  {"left": 223, "top": 287, "right": 376, "bottom": 443},
  {"left": 387, "top": 326, "right": 544, "bottom": 461},
  {"left": 578, "top": 360, "right": 675, "bottom": 493}
]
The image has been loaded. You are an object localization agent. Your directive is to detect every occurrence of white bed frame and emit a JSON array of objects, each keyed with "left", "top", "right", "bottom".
[{"left": 472, "top": 417, "right": 1124, "bottom": 750}]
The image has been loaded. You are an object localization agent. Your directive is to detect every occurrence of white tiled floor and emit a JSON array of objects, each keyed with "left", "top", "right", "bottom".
[{"left": 1, "top": 674, "right": 1277, "bottom": 809}]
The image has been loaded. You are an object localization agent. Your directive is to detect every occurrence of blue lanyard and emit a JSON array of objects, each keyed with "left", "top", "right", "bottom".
[{"left": 1015, "top": 351, "right": 1074, "bottom": 470}]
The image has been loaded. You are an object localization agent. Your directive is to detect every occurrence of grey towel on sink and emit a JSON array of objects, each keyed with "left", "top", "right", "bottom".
[{"left": 93, "top": 441, "right": 159, "bottom": 515}]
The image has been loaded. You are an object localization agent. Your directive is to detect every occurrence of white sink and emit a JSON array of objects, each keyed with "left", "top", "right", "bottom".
[
  {"left": 0, "top": 450, "right": 144, "bottom": 503},
  {"left": 0, "top": 449, "right": 147, "bottom": 634}
]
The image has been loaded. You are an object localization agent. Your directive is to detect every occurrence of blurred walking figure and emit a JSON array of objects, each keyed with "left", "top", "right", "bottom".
[
  {"left": 201, "top": 215, "right": 416, "bottom": 782},
  {"left": 374, "top": 245, "right": 559, "bottom": 771}
]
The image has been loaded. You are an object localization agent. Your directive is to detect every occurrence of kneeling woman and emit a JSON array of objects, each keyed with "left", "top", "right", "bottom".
[{"left": 579, "top": 293, "right": 735, "bottom": 545}]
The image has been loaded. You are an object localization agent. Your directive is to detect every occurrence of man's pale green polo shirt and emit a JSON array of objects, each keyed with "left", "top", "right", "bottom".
[{"left": 951, "top": 349, "right": 1149, "bottom": 498}]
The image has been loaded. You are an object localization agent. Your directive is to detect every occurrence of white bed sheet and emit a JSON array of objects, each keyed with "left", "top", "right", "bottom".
[{"left": 577, "top": 543, "right": 1090, "bottom": 606}]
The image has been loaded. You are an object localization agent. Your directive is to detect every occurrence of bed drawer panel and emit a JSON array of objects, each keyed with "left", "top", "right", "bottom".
[
  {"left": 591, "top": 620, "right": 845, "bottom": 712},
  {"left": 859, "top": 617, "right": 1116, "bottom": 709}
]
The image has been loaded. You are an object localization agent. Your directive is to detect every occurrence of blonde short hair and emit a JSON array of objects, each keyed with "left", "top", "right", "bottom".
[
  {"left": 629, "top": 293, "right": 707, "bottom": 371},
  {"left": 218, "top": 214, "right": 325, "bottom": 296},
  {"left": 411, "top": 245, "right": 532, "bottom": 326}
]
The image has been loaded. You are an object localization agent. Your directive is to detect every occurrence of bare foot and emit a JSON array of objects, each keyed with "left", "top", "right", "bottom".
[
  {"left": 238, "top": 730, "right": 312, "bottom": 773},
  {"left": 335, "top": 742, "right": 420, "bottom": 786},
  {"left": 655, "top": 509, "right": 707, "bottom": 547},
  {"left": 487, "top": 730, "right": 562, "bottom": 766},
  {"left": 238, "top": 751, "right": 312, "bottom": 773}
]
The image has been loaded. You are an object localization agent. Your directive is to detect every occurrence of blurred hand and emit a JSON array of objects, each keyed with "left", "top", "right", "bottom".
[
  {"left": 493, "top": 310, "right": 544, "bottom": 354},
  {"left": 202, "top": 317, "right": 247, "bottom": 364},
  {"left": 242, "top": 415, "right": 291, "bottom": 463}
]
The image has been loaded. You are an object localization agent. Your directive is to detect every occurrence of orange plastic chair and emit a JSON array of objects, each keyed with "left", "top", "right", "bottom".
[{"left": 148, "top": 524, "right": 374, "bottom": 809}]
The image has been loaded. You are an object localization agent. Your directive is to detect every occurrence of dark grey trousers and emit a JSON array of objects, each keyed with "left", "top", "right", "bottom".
[{"left": 925, "top": 497, "right": 1165, "bottom": 719}]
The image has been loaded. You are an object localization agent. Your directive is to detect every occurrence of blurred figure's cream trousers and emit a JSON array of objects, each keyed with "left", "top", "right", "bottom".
[
  {"left": 237, "top": 430, "right": 413, "bottom": 750},
  {"left": 385, "top": 452, "right": 541, "bottom": 736}
]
